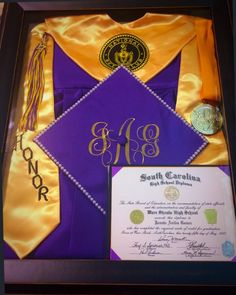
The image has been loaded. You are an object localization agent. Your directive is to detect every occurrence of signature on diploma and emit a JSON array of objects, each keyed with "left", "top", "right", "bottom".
[
  {"left": 182, "top": 240, "right": 216, "bottom": 258},
  {"left": 131, "top": 241, "right": 170, "bottom": 256},
  {"left": 158, "top": 235, "right": 189, "bottom": 243}
]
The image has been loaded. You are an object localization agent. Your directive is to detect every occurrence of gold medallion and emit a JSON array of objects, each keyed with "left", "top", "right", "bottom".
[
  {"left": 100, "top": 34, "right": 149, "bottom": 71},
  {"left": 190, "top": 104, "right": 223, "bottom": 135}
]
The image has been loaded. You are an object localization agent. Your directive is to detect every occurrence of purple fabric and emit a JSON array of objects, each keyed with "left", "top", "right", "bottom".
[
  {"left": 146, "top": 53, "right": 181, "bottom": 110},
  {"left": 53, "top": 43, "right": 98, "bottom": 117},
  {"left": 3, "top": 43, "right": 191, "bottom": 259},
  {"left": 112, "top": 166, "right": 123, "bottom": 177},
  {"left": 53, "top": 43, "right": 180, "bottom": 114},
  {"left": 231, "top": 256, "right": 236, "bottom": 262},
  {"left": 4, "top": 243, "right": 18, "bottom": 259},
  {"left": 110, "top": 249, "right": 121, "bottom": 261},
  {"left": 36, "top": 67, "right": 206, "bottom": 213},
  {"left": 219, "top": 165, "right": 230, "bottom": 177}
]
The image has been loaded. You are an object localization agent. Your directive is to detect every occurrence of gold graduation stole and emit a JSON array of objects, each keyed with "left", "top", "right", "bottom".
[
  {"left": 3, "top": 24, "right": 60, "bottom": 258},
  {"left": 3, "top": 14, "right": 228, "bottom": 258}
]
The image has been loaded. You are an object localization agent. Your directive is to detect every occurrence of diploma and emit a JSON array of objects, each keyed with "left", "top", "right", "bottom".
[{"left": 110, "top": 166, "right": 236, "bottom": 261}]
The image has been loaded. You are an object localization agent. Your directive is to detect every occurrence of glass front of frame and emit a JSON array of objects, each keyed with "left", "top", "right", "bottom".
[{"left": 2, "top": 6, "right": 235, "bottom": 264}]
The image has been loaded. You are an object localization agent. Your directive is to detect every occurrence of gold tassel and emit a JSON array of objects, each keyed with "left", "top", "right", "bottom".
[{"left": 19, "top": 33, "right": 48, "bottom": 132}]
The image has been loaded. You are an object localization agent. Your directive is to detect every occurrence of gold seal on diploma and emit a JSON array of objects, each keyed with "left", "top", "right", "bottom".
[
  {"left": 130, "top": 210, "right": 144, "bottom": 224},
  {"left": 164, "top": 186, "right": 180, "bottom": 201},
  {"left": 190, "top": 104, "right": 223, "bottom": 135}
]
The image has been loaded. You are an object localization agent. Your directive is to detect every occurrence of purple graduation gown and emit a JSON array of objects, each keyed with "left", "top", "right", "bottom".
[{"left": 4, "top": 42, "right": 205, "bottom": 259}]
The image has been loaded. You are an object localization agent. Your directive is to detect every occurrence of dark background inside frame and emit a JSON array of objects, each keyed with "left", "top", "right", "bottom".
[
  {"left": 0, "top": 0, "right": 235, "bottom": 293},
  {"left": 4, "top": 284, "right": 236, "bottom": 294}
]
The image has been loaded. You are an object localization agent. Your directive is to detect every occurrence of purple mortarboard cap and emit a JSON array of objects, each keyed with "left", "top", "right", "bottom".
[{"left": 35, "top": 66, "right": 207, "bottom": 214}]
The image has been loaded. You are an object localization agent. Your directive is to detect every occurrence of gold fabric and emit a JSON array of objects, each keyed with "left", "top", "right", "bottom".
[
  {"left": 3, "top": 13, "right": 228, "bottom": 259},
  {"left": 175, "top": 18, "right": 228, "bottom": 164},
  {"left": 45, "top": 13, "right": 196, "bottom": 82},
  {"left": 3, "top": 24, "right": 60, "bottom": 259}
]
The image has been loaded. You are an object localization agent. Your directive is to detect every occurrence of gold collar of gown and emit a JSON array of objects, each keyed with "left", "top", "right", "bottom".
[{"left": 45, "top": 13, "right": 196, "bottom": 82}]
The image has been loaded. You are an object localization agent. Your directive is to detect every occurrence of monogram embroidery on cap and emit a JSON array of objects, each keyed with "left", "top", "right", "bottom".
[{"left": 88, "top": 118, "right": 160, "bottom": 167}]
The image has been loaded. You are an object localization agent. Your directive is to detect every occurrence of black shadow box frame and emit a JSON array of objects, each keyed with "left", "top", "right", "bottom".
[{"left": 0, "top": 0, "right": 236, "bottom": 293}]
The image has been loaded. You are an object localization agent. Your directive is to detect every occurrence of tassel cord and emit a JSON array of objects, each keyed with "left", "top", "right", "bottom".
[{"left": 19, "top": 34, "right": 48, "bottom": 132}]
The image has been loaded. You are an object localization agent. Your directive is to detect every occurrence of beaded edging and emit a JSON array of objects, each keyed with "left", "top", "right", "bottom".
[{"left": 34, "top": 65, "right": 208, "bottom": 215}]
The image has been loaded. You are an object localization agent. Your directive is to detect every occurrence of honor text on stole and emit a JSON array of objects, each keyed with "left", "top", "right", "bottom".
[{"left": 13, "top": 134, "right": 49, "bottom": 201}]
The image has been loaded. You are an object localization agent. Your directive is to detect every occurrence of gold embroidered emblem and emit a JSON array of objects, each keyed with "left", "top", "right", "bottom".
[{"left": 100, "top": 34, "right": 149, "bottom": 71}]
